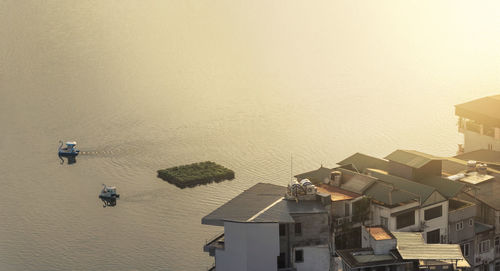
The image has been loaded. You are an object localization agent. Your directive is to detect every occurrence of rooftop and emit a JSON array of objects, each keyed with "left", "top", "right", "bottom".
[
  {"left": 202, "top": 183, "right": 285, "bottom": 226},
  {"left": 336, "top": 248, "right": 405, "bottom": 269},
  {"left": 366, "top": 169, "right": 439, "bottom": 204},
  {"left": 455, "top": 95, "right": 500, "bottom": 127},
  {"left": 294, "top": 166, "right": 332, "bottom": 185},
  {"left": 475, "top": 221, "right": 494, "bottom": 234},
  {"left": 202, "top": 183, "right": 327, "bottom": 226},
  {"left": 366, "top": 226, "right": 393, "bottom": 240},
  {"left": 338, "top": 152, "right": 389, "bottom": 172},
  {"left": 459, "top": 171, "right": 495, "bottom": 185},
  {"left": 385, "top": 150, "right": 441, "bottom": 169},
  {"left": 338, "top": 168, "right": 377, "bottom": 194},
  {"left": 392, "top": 232, "right": 470, "bottom": 267},
  {"left": 316, "top": 184, "right": 360, "bottom": 201},
  {"left": 417, "top": 176, "right": 465, "bottom": 199}
]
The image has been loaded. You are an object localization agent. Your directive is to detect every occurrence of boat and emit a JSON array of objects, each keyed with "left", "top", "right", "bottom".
[
  {"left": 99, "top": 184, "right": 120, "bottom": 199},
  {"left": 58, "top": 141, "right": 80, "bottom": 156}
]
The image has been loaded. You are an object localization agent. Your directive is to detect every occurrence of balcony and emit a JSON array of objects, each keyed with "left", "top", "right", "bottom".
[{"left": 204, "top": 232, "right": 224, "bottom": 256}]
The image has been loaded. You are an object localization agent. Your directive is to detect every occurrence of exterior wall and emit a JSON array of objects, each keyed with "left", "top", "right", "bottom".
[
  {"left": 419, "top": 201, "right": 449, "bottom": 243},
  {"left": 414, "top": 161, "right": 442, "bottom": 180},
  {"left": 290, "top": 213, "right": 330, "bottom": 247},
  {"left": 463, "top": 130, "right": 500, "bottom": 153},
  {"left": 388, "top": 161, "right": 415, "bottom": 180},
  {"left": 371, "top": 200, "right": 448, "bottom": 243},
  {"left": 332, "top": 200, "right": 349, "bottom": 219},
  {"left": 474, "top": 230, "right": 495, "bottom": 269},
  {"left": 216, "top": 222, "right": 279, "bottom": 271},
  {"left": 448, "top": 203, "right": 476, "bottom": 243},
  {"left": 293, "top": 245, "right": 330, "bottom": 271}
]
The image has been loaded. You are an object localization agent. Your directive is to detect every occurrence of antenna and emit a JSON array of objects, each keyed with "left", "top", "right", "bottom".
[{"left": 290, "top": 153, "right": 293, "bottom": 186}]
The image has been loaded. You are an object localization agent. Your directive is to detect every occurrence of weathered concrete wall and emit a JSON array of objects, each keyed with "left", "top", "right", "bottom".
[
  {"left": 448, "top": 203, "right": 476, "bottom": 243},
  {"left": 293, "top": 245, "right": 330, "bottom": 271},
  {"left": 290, "top": 213, "right": 329, "bottom": 247},
  {"left": 216, "top": 221, "right": 279, "bottom": 271}
]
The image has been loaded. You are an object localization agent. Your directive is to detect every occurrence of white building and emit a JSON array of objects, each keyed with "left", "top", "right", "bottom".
[
  {"left": 202, "top": 183, "right": 331, "bottom": 271},
  {"left": 456, "top": 95, "right": 500, "bottom": 153}
]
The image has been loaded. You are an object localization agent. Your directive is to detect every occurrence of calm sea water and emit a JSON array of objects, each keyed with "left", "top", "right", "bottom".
[{"left": 2, "top": 1, "right": 500, "bottom": 270}]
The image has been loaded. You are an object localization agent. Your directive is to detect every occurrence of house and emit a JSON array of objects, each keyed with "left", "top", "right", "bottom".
[
  {"left": 443, "top": 160, "right": 500, "bottom": 271},
  {"left": 202, "top": 182, "right": 331, "bottom": 271},
  {"left": 392, "top": 231, "right": 470, "bottom": 271},
  {"left": 337, "top": 227, "right": 470, "bottom": 271},
  {"left": 337, "top": 226, "right": 412, "bottom": 271},
  {"left": 455, "top": 95, "right": 500, "bottom": 153}
]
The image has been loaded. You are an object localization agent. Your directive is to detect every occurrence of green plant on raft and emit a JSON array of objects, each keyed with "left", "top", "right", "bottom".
[{"left": 157, "top": 161, "right": 235, "bottom": 188}]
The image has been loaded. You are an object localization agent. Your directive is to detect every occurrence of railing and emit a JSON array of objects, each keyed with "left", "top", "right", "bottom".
[
  {"left": 465, "top": 120, "right": 481, "bottom": 134},
  {"left": 335, "top": 216, "right": 352, "bottom": 226}
]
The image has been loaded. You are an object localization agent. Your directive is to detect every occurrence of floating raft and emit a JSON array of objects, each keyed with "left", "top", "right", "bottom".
[{"left": 157, "top": 161, "right": 235, "bottom": 188}]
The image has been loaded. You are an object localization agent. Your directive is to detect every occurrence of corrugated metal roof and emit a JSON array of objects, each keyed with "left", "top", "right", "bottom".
[
  {"left": 338, "top": 152, "right": 389, "bottom": 172},
  {"left": 385, "top": 150, "right": 441, "bottom": 168},
  {"left": 393, "top": 232, "right": 469, "bottom": 267},
  {"left": 417, "top": 176, "right": 465, "bottom": 199},
  {"left": 367, "top": 170, "right": 437, "bottom": 203},
  {"left": 338, "top": 168, "right": 377, "bottom": 194},
  {"left": 364, "top": 182, "right": 418, "bottom": 207}
]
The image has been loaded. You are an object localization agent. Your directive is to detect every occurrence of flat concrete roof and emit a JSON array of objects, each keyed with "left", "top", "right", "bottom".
[{"left": 316, "top": 184, "right": 360, "bottom": 201}]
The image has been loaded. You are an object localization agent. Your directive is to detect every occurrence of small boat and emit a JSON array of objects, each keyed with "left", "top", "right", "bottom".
[
  {"left": 99, "top": 184, "right": 120, "bottom": 199},
  {"left": 58, "top": 141, "right": 80, "bottom": 156}
]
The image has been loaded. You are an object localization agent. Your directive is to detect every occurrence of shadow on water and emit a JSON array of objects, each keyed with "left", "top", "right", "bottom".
[
  {"left": 58, "top": 155, "right": 77, "bottom": 165},
  {"left": 100, "top": 198, "right": 117, "bottom": 208}
]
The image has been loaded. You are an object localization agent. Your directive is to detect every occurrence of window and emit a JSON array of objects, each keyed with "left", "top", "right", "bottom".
[
  {"left": 469, "top": 218, "right": 474, "bottom": 226},
  {"left": 396, "top": 210, "right": 415, "bottom": 229},
  {"left": 496, "top": 237, "right": 500, "bottom": 254},
  {"left": 460, "top": 243, "right": 470, "bottom": 257},
  {"left": 279, "top": 224, "right": 286, "bottom": 236},
  {"left": 427, "top": 229, "right": 440, "bottom": 244},
  {"left": 381, "top": 217, "right": 388, "bottom": 228},
  {"left": 295, "top": 249, "right": 304, "bottom": 262},
  {"left": 495, "top": 262, "right": 500, "bottom": 271},
  {"left": 345, "top": 203, "right": 350, "bottom": 216},
  {"left": 456, "top": 221, "right": 464, "bottom": 231},
  {"left": 295, "top": 223, "right": 302, "bottom": 236},
  {"left": 479, "top": 240, "right": 490, "bottom": 254},
  {"left": 424, "top": 206, "right": 443, "bottom": 221}
]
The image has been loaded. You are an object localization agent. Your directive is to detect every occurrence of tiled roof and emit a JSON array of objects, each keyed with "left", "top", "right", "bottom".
[{"left": 417, "top": 176, "right": 465, "bottom": 199}]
